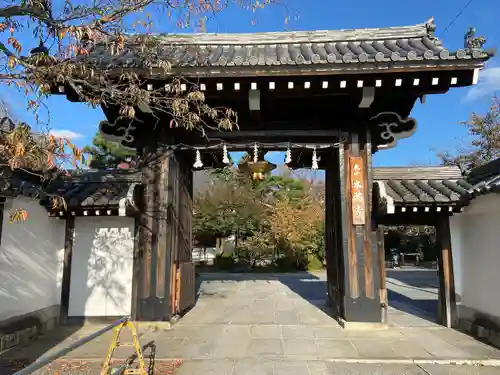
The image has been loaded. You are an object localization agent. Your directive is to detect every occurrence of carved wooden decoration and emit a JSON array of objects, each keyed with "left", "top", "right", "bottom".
[
  {"left": 369, "top": 112, "right": 417, "bottom": 150},
  {"left": 349, "top": 156, "right": 366, "bottom": 225}
]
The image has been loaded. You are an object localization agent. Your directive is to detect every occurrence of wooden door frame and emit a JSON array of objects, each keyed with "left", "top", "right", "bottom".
[{"left": 375, "top": 213, "right": 457, "bottom": 328}]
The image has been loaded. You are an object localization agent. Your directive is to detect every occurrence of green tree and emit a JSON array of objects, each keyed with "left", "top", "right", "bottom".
[
  {"left": 83, "top": 132, "right": 137, "bottom": 169},
  {"left": 193, "top": 174, "right": 263, "bottom": 238},
  {"left": 193, "top": 166, "right": 326, "bottom": 270},
  {"left": 255, "top": 175, "right": 307, "bottom": 201},
  {"left": 438, "top": 96, "right": 500, "bottom": 175}
]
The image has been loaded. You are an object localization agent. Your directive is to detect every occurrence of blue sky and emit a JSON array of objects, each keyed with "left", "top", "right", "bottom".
[{"left": 1, "top": 0, "right": 499, "bottom": 168}]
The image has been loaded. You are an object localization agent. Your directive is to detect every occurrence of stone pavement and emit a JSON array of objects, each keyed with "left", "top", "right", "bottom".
[
  {"left": 2, "top": 272, "right": 500, "bottom": 374},
  {"left": 386, "top": 268, "right": 440, "bottom": 318}
]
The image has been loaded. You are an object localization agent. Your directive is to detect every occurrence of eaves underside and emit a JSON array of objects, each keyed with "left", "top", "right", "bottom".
[{"left": 119, "top": 59, "right": 487, "bottom": 79}]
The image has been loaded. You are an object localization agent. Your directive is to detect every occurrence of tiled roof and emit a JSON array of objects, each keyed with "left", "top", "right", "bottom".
[
  {"left": 469, "top": 174, "right": 500, "bottom": 196},
  {"left": 45, "top": 170, "right": 141, "bottom": 212},
  {"left": 373, "top": 166, "right": 463, "bottom": 181},
  {"left": 373, "top": 166, "right": 473, "bottom": 208},
  {"left": 86, "top": 19, "right": 493, "bottom": 70},
  {"left": 466, "top": 158, "right": 500, "bottom": 196}
]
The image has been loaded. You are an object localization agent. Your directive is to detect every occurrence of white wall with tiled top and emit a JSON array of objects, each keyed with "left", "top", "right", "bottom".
[
  {"left": 68, "top": 217, "right": 134, "bottom": 317},
  {"left": 451, "top": 193, "right": 500, "bottom": 322},
  {"left": 0, "top": 197, "right": 65, "bottom": 321}
]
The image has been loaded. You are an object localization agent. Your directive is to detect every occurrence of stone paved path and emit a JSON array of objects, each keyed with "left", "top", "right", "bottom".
[
  {"left": 386, "top": 268, "right": 439, "bottom": 319},
  {"left": 2, "top": 272, "right": 500, "bottom": 374}
]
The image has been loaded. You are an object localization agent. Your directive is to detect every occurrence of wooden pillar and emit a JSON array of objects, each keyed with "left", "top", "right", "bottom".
[
  {"left": 59, "top": 216, "right": 75, "bottom": 324},
  {"left": 325, "top": 150, "right": 342, "bottom": 316},
  {"left": 376, "top": 226, "right": 388, "bottom": 324},
  {"left": 336, "top": 129, "right": 382, "bottom": 326},
  {"left": 135, "top": 142, "right": 171, "bottom": 321},
  {"left": 133, "top": 128, "right": 194, "bottom": 321},
  {"left": 436, "top": 215, "right": 457, "bottom": 328}
]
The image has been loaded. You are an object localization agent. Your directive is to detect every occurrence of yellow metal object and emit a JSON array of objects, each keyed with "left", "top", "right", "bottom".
[{"left": 100, "top": 321, "right": 147, "bottom": 375}]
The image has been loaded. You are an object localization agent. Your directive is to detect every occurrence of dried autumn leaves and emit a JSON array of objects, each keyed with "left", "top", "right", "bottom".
[
  {"left": 0, "top": 125, "right": 85, "bottom": 172},
  {"left": 0, "top": 123, "right": 85, "bottom": 222},
  {"left": 0, "top": 1, "right": 243, "bottom": 138}
]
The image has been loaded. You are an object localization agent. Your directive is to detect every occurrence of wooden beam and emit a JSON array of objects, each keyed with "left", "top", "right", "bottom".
[
  {"left": 375, "top": 211, "right": 441, "bottom": 226},
  {"left": 436, "top": 215, "right": 458, "bottom": 328},
  {"left": 122, "top": 62, "right": 483, "bottom": 79},
  {"left": 206, "top": 130, "right": 341, "bottom": 139},
  {"left": 59, "top": 216, "right": 75, "bottom": 324}
]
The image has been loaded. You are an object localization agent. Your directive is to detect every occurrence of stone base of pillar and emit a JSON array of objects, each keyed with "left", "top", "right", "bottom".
[{"left": 337, "top": 318, "right": 388, "bottom": 330}]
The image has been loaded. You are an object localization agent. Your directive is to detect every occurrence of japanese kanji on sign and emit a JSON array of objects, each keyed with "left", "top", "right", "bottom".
[{"left": 349, "top": 156, "right": 366, "bottom": 225}]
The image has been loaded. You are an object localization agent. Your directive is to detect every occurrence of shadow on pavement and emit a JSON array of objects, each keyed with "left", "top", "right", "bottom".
[
  {"left": 387, "top": 289, "right": 438, "bottom": 323},
  {"left": 386, "top": 269, "right": 439, "bottom": 289},
  {"left": 194, "top": 271, "right": 329, "bottom": 311},
  {"left": 194, "top": 269, "right": 444, "bottom": 326}
]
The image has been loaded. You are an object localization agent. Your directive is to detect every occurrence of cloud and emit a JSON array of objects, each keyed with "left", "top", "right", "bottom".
[
  {"left": 49, "top": 129, "right": 83, "bottom": 140},
  {"left": 464, "top": 67, "right": 500, "bottom": 101}
]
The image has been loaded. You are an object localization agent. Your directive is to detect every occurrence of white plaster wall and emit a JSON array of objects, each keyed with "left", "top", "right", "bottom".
[
  {"left": 455, "top": 194, "right": 500, "bottom": 319},
  {"left": 0, "top": 197, "right": 65, "bottom": 321},
  {"left": 68, "top": 217, "right": 134, "bottom": 317}
]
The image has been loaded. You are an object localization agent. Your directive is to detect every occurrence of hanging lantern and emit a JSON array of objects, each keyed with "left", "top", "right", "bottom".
[
  {"left": 237, "top": 143, "right": 276, "bottom": 180},
  {"left": 245, "top": 160, "right": 276, "bottom": 180},
  {"left": 238, "top": 158, "right": 276, "bottom": 180}
]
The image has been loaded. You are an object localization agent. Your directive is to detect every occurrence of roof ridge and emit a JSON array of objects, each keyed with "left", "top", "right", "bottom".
[{"left": 121, "top": 19, "right": 434, "bottom": 45}]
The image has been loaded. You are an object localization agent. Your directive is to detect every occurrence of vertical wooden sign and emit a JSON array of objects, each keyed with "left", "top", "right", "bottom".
[{"left": 349, "top": 156, "right": 366, "bottom": 225}]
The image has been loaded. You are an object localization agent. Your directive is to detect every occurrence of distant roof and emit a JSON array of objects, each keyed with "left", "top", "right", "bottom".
[
  {"left": 86, "top": 18, "right": 493, "bottom": 74},
  {"left": 373, "top": 166, "right": 463, "bottom": 181},
  {"left": 466, "top": 158, "right": 500, "bottom": 196},
  {"left": 45, "top": 170, "right": 141, "bottom": 215},
  {"left": 374, "top": 162, "right": 500, "bottom": 214},
  {"left": 373, "top": 166, "right": 472, "bottom": 213}
]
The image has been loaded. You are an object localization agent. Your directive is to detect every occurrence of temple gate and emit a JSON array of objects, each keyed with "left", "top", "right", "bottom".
[{"left": 53, "top": 18, "right": 492, "bottom": 326}]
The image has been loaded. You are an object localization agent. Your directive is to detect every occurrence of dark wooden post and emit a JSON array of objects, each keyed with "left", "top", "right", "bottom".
[
  {"left": 135, "top": 141, "right": 172, "bottom": 321},
  {"left": 376, "top": 226, "right": 388, "bottom": 323},
  {"left": 336, "top": 130, "right": 382, "bottom": 327},
  {"left": 133, "top": 127, "right": 195, "bottom": 321},
  {"left": 325, "top": 149, "right": 341, "bottom": 316},
  {"left": 59, "top": 216, "right": 75, "bottom": 324},
  {"left": 436, "top": 215, "right": 457, "bottom": 328}
]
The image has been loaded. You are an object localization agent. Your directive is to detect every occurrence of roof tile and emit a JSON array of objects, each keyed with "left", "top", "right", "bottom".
[
  {"left": 86, "top": 19, "right": 493, "bottom": 70},
  {"left": 375, "top": 178, "right": 471, "bottom": 206},
  {"left": 45, "top": 170, "right": 141, "bottom": 211}
]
